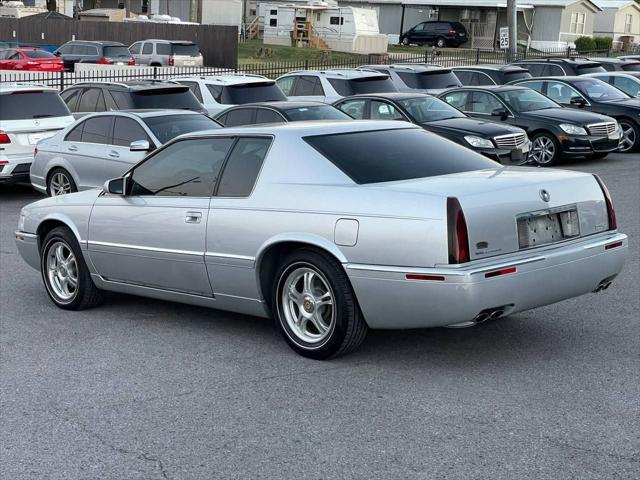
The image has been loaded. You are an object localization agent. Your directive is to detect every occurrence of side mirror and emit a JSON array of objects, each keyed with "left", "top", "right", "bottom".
[
  {"left": 491, "top": 108, "right": 509, "bottom": 119},
  {"left": 103, "top": 177, "right": 126, "bottom": 195},
  {"left": 569, "top": 96, "right": 586, "bottom": 107},
  {"left": 130, "top": 139, "right": 151, "bottom": 152},
  {"left": 54, "top": 51, "right": 61, "bottom": 57}
]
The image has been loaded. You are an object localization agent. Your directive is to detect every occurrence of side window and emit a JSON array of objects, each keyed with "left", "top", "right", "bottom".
[
  {"left": 370, "top": 101, "right": 405, "bottom": 120},
  {"left": 524, "top": 64, "right": 546, "bottom": 77},
  {"left": 517, "top": 80, "right": 545, "bottom": 93},
  {"left": 476, "top": 72, "right": 495, "bottom": 86},
  {"left": 142, "top": 43, "right": 153, "bottom": 54},
  {"left": 255, "top": 108, "right": 285, "bottom": 124},
  {"left": 276, "top": 76, "right": 295, "bottom": 96},
  {"left": 413, "top": 23, "right": 425, "bottom": 32},
  {"left": 223, "top": 108, "right": 256, "bottom": 127},
  {"left": 78, "top": 88, "right": 105, "bottom": 112},
  {"left": 80, "top": 116, "right": 113, "bottom": 144},
  {"left": 601, "top": 63, "right": 615, "bottom": 72},
  {"left": 336, "top": 99, "right": 367, "bottom": 119},
  {"left": 469, "top": 92, "right": 504, "bottom": 114},
  {"left": 293, "top": 75, "right": 323, "bottom": 96},
  {"left": 544, "top": 64, "right": 565, "bottom": 76},
  {"left": 546, "top": 81, "right": 580, "bottom": 104},
  {"left": 156, "top": 43, "right": 171, "bottom": 55},
  {"left": 130, "top": 138, "right": 234, "bottom": 197},
  {"left": 112, "top": 117, "right": 150, "bottom": 147},
  {"left": 129, "top": 42, "right": 142, "bottom": 54},
  {"left": 216, "top": 137, "right": 271, "bottom": 197},
  {"left": 65, "top": 122, "right": 84, "bottom": 142},
  {"left": 442, "top": 91, "right": 469, "bottom": 110},
  {"left": 60, "top": 88, "right": 81, "bottom": 111},
  {"left": 179, "top": 81, "right": 203, "bottom": 102},
  {"left": 613, "top": 76, "right": 640, "bottom": 97},
  {"left": 453, "top": 70, "right": 473, "bottom": 85},
  {"left": 103, "top": 90, "right": 118, "bottom": 110},
  {"left": 109, "top": 91, "right": 133, "bottom": 109},
  {"left": 206, "top": 84, "right": 224, "bottom": 103}
]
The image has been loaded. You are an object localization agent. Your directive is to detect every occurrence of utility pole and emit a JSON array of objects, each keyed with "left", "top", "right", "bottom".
[{"left": 507, "top": 0, "right": 517, "bottom": 61}]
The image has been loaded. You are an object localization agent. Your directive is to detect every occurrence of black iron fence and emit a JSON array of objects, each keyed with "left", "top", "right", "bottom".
[{"left": 0, "top": 47, "right": 615, "bottom": 89}]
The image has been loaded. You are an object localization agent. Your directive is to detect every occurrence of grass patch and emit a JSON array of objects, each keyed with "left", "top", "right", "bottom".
[{"left": 238, "top": 39, "right": 367, "bottom": 65}]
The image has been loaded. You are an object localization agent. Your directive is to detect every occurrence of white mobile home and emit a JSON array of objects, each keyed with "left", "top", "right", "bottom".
[{"left": 261, "top": 0, "right": 388, "bottom": 54}]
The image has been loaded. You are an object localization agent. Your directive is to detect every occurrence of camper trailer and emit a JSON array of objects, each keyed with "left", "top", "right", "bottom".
[{"left": 261, "top": 0, "right": 387, "bottom": 54}]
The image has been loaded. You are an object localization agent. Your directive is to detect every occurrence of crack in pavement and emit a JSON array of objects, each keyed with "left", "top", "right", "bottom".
[{"left": 545, "top": 437, "right": 639, "bottom": 464}]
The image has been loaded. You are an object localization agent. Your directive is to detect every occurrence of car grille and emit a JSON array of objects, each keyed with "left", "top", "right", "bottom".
[
  {"left": 586, "top": 122, "right": 616, "bottom": 136},
  {"left": 493, "top": 132, "right": 528, "bottom": 149}
]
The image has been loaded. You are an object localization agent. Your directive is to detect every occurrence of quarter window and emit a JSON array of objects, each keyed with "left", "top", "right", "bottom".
[
  {"left": 65, "top": 123, "right": 84, "bottom": 142},
  {"left": 179, "top": 81, "right": 203, "bottom": 102},
  {"left": 223, "top": 108, "right": 255, "bottom": 127},
  {"left": 129, "top": 138, "right": 234, "bottom": 197},
  {"left": 129, "top": 42, "right": 142, "bottom": 54},
  {"left": 255, "top": 108, "right": 285, "bottom": 124},
  {"left": 81, "top": 116, "right": 113, "bottom": 144},
  {"left": 60, "top": 88, "right": 81, "bottom": 111},
  {"left": 293, "top": 75, "right": 324, "bottom": 96},
  {"left": 112, "top": 117, "right": 150, "bottom": 147},
  {"left": 441, "top": 91, "right": 469, "bottom": 110},
  {"left": 276, "top": 76, "right": 295, "bottom": 95},
  {"left": 78, "top": 88, "right": 105, "bottom": 112},
  {"left": 336, "top": 99, "right": 366, "bottom": 119},
  {"left": 216, "top": 138, "right": 271, "bottom": 197}
]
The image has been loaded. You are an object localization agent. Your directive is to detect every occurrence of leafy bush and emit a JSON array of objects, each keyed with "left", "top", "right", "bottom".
[
  {"left": 574, "top": 36, "right": 596, "bottom": 52},
  {"left": 594, "top": 36, "right": 613, "bottom": 50}
]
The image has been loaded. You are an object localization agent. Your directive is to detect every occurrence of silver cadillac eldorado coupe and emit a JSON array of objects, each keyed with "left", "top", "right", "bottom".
[{"left": 15, "top": 121, "right": 628, "bottom": 359}]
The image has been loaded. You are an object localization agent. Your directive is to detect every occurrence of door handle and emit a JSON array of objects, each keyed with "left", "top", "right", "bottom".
[
  {"left": 108, "top": 151, "right": 120, "bottom": 158},
  {"left": 185, "top": 211, "right": 202, "bottom": 224},
  {"left": 68, "top": 145, "right": 78, "bottom": 152}
]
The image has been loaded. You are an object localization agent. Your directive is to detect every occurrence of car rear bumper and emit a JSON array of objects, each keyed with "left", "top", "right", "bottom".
[
  {"left": 346, "top": 232, "right": 627, "bottom": 329},
  {"left": 0, "top": 157, "right": 32, "bottom": 183}
]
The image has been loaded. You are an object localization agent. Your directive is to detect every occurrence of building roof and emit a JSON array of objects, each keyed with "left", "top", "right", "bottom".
[
  {"left": 593, "top": 0, "right": 640, "bottom": 10},
  {"left": 342, "top": 0, "right": 601, "bottom": 10}
]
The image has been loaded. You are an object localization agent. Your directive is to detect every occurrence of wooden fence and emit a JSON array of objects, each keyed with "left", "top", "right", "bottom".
[{"left": 0, "top": 17, "right": 238, "bottom": 68}]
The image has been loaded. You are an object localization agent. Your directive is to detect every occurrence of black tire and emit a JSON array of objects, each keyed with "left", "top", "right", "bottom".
[
  {"left": 272, "top": 248, "right": 368, "bottom": 359},
  {"left": 47, "top": 168, "right": 77, "bottom": 196},
  {"left": 40, "top": 226, "right": 103, "bottom": 310},
  {"left": 435, "top": 37, "right": 446, "bottom": 48},
  {"left": 530, "top": 132, "right": 561, "bottom": 166},
  {"left": 618, "top": 118, "right": 639, "bottom": 153},
  {"left": 401, "top": 36, "right": 410, "bottom": 46}
]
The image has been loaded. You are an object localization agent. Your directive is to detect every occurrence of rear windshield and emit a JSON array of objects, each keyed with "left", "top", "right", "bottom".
[
  {"left": 622, "top": 63, "right": 640, "bottom": 72},
  {"left": 575, "top": 63, "right": 606, "bottom": 74},
  {"left": 328, "top": 77, "right": 397, "bottom": 96},
  {"left": 220, "top": 82, "right": 287, "bottom": 104},
  {"left": 23, "top": 50, "right": 55, "bottom": 59},
  {"left": 103, "top": 46, "right": 132, "bottom": 58},
  {"left": 305, "top": 128, "right": 497, "bottom": 184},
  {"left": 397, "top": 71, "right": 461, "bottom": 89},
  {"left": 172, "top": 43, "right": 199, "bottom": 56},
  {"left": 0, "top": 91, "right": 70, "bottom": 120},
  {"left": 143, "top": 114, "right": 220, "bottom": 144},
  {"left": 503, "top": 70, "right": 532, "bottom": 81},
  {"left": 284, "top": 105, "right": 351, "bottom": 121},
  {"left": 131, "top": 88, "right": 203, "bottom": 111}
]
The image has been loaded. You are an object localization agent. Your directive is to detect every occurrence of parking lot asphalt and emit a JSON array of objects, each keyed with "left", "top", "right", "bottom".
[{"left": 1, "top": 153, "right": 638, "bottom": 480}]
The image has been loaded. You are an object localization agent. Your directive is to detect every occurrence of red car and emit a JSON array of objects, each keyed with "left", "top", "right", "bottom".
[{"left": 0, "top": 48, "right": 64, "bottom": 71}]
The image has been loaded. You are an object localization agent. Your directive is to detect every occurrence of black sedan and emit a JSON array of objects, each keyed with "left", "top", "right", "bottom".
[
  {"left": 214, "top": 101, "right": 351, "bottom": 127},
  {"left": 439, "top": 86, "right": 622, "bottom": 166},
  {"left": 334, "top": 93, "right": 531, "bottom": 164},
  {"left": 510, "top": 76, "right": 640, "bottom": 152}
]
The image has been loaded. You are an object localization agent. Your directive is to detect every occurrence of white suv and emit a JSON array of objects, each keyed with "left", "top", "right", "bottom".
[
  {"left": 275, "top": 69, "right": 398, "bottom": 103},
  {"left": 173, "top": 75, "right": 288, "bottom": 116},
  {"left": 0, "top": 84, "right": 74, "bottom": 185}
]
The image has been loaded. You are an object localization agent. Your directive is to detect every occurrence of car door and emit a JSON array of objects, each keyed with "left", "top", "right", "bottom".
[
  {"left": 106, "top": 116, "right": 153, "bottom": 180},
  {"left": 129, "top": 42, "right": 142, "bottom": 65},
  {"left": 63, "top": 115, "right": 112, "bottom": 189},
  {"left": 139, "top": 42, "right": 153, "bottom": 65},
  {"left": 88, "top": 136, "right": 235, "bottom": 295}
]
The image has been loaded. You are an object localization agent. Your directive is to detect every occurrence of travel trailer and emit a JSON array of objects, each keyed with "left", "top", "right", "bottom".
[{"left": 260, "top": 0, "right": 387, "bottom": 54}]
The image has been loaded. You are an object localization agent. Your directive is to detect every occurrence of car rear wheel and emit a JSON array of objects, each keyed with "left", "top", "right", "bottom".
[
  {"left": 435, "top": 37, "right": 446, "bottom": 48},
  {"left": 273, "top": 248, "right": 368, "bottom": 359},
  {"left": 41, "top": 226, "right": 103, "bottom": 310},
  {"left": 618, "top": 119, "right": 639, "bottom": 152},
  {"left": 530, "top": 133, "right": 560, "bottom": 166},
  {"left": 48, "top": 168, "right": 77, "bottom": 196},
  {"left": 401, "top": 36, "right": 410, "bottom": 46}
]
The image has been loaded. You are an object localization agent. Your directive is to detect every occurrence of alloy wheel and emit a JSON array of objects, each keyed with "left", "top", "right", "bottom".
[
  {"left": 280, "top": 266, "right": 335, "bottom": 345},
  {"left": 50, "top": 172, "right": 72, "bottom": 196},
  {"left": 46, "top": 241, "right": 78, "bottom": 302},
  {"left": 530, "top": 136, "right": 556, "bottom": 165},
  {"left": 618, "top": 121, "right": 636, "bottom": 152}
]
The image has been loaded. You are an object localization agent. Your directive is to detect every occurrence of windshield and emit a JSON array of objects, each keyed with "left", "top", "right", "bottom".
[
  {"left": 398, "top": 96, "right": 465, "bottom": 122},
  {"left": 143, "top": 114, "right": 219, "bottom": 144},
  {"left": 328, "top": 77, "right": 397, "bottom": 96},
  {"left": 103, "top": 46, "right": 132, "bottom": 58},
  {"left": 0, "top": 91, "right": 70, "bottom": 120},
  {"left": 172, "top": 43, "right": 199, "bottom": 56},
  {"left": 131, "top": 88, "right": 203, "bottom": 111},
  {"left": 221, "top": 82, "right": 287, "bottom": 104},
  {"left": 573, "top": 79, "right": 629, "bottom": 101},
  {"left": 497, "top": 89, "right": 560, "bottom": 112},
  {"left": 397, "top": 71, "right": 462, "bottom": 89},
  {"left": 23, "top": 50, "right": 55, "bottom": 59},
  {"left": 284, "top": 105, "right": 350, "bottom": 121},
  {"left": 305, "top": 128, "right": 497, "bottom": 184}
]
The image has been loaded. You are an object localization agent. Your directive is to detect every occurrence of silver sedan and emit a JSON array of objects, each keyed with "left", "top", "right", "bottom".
[{"left": 15, "top": 121, "right": 628, "bottom": 359}]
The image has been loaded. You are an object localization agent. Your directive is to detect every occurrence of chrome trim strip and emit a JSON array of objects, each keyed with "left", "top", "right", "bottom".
[
  {"left": 582, "top": 233, "right": 627, "bottom": 250},
  {"left": 15, "top": 230, "right": 38, "bottom": 239},
  {"left": 205, "top": 252, "right": 256, "bottom": 261},
  {"left": 87, "top": 240, "right": 203, "bottom": 256}
]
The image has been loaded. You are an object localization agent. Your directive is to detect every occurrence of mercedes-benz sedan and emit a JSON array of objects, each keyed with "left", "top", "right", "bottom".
[{"left": 15, "top": 122, "right": 628, "bottom": 359}]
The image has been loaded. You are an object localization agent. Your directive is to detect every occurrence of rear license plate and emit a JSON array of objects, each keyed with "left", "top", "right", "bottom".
[
  {"left": 517, "top": 207, "right": 580, "bottom": 249},
  {"left": 184, "top": 61, "right": 195, "bottom": 66}
]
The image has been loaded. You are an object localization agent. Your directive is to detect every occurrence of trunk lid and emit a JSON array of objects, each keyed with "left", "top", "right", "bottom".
[{"left": 2, "top": 117, "right": 74, "bottom": 156}]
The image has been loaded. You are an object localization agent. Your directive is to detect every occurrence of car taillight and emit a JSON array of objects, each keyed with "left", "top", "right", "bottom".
[
  {"left": 128, "top": 58, "right": 135, "bottom": 65},
  {"left": 448, "top": 29, "right": 456, "bottom": 35},
  {"left": 447, "top": 197, "right": 470, "bottom": 264},
  {"left": 0, "top": 131, "right": 11, "bottom": 144},
  {"left": 96, "top": 58, "right": 112, "bottom": 65},
  {"left": 593, "top": 174, "right": 617, "bottom": 230},
  {"left": 168, "top": 55, "right": 174, "bottom": 66}
]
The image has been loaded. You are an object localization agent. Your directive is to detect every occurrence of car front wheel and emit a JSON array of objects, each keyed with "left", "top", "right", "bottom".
[
  {"left": 401, "top": 36, "right": 410, "bottom": 46},
  {"left": 273, "top": 248, "right": 368, "bottom": 359},
  {"left": 41, "top": 226, "right": 103, "bottom": 310},
  {"left": 530, "top": 132, "right": 560, "bottom": 166},
  {"left": 618, "top": 119, "right": 639, "bottom": 152},
  {"left": 435, "top": 37, "right": 446, "bottom": 48}
]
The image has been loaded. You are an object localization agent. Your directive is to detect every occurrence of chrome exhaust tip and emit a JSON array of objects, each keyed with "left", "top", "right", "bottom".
[
  {"left": 474, "top": 312, "right": 490, "bottom": 324},
  {"left": 489, "top": 309, "right": 504, "bottom": 320}
]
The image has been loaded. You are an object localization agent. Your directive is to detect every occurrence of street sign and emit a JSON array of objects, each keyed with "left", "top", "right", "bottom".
[{"left": 499, "top": 27, "right": 509, "bottom": 49}]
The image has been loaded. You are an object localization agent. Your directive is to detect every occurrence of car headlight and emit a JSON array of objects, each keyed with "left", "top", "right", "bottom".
[
  {"left": 559, "top": 123, "right": 588, "bottom": 135},
  {"left": 464, "top": 135, "right": 494, "bottom": 149}
]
